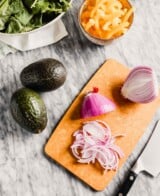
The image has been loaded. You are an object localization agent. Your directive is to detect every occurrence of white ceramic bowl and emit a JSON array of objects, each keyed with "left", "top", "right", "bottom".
[{"left": 0, "top": 1, "right": 72, "bottom": 51}]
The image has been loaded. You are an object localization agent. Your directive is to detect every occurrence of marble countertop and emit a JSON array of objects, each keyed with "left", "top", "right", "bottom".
[{"left": 0, "top": 0, "right": 160, "bottom": 196}]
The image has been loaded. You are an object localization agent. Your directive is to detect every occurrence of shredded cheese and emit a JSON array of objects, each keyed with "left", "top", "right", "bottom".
[{"left": 80, "top": 0, "right": 134, "bottom": 39}]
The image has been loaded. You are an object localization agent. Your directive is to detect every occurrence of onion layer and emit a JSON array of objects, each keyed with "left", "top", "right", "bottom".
[{"left": 70, "top": 120, "right": 124, "bottom": 171}]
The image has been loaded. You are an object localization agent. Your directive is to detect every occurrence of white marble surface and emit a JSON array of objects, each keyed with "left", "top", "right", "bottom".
[{"left": 0, "top": 0, "right": 160, "bottom": 196}]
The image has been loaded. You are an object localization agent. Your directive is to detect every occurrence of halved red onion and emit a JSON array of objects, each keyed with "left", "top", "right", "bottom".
[
  {"left": 70, "top": 120, "right": 124, "bottom": 171},
  {"left": 80, "top": 88, "right": 116, "bottom": 118},
  {"left": 121, "top": 66, "right": 159, "bottom": 103}
]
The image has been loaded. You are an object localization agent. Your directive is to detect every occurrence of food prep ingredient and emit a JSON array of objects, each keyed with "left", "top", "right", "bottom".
[
  {"left": 10, "top": 88, "right": 47, "bottom": 133},
  {"left": 20, "top": 58, "right": 67, "bottom": 92},
  {"left": 0, "top": 0, "right": 70, "bottom": 33},
  {"left": 121, "top": 66, "right": 159, "bottom": 103},
  {"left": 80, "top": 87, "right": 116, "bottom": 118},
  {"left": 71, "top": 120, "right": 124, "bottom": 171},
  {"left": 80, "top": 0, "right": 134, "bottom": 39}
]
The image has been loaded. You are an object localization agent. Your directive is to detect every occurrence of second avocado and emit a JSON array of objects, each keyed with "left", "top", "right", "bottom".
[
  {"left": 10, "top": 88, "right": 47, "bottom": 134},
  {"left": 20, "top": 58, "right": 67, "bottom": 92}
]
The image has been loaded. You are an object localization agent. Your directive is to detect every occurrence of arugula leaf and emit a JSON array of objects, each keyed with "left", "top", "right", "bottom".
[
  {"left": 0, "top": 0, "right": 11, "bottom": 30},
  {"left": 14, "top": 8, "right": 33, "bottom": 26},
  {"left": 6, "top": 17, "right": 24, "bottom": 33},
  {"left": 30, "top": 13, "right": 43, "bottom": 28},
  {"left": 9, "top": 0, "right": 25, "bottom": 14},
  {"left": 22, "top": 0, "right": 38, "bottom": 9}
]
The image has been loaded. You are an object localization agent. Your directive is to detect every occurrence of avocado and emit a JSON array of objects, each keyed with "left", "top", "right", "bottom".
[
  {"left": 10, "top": 88, "right": 47, "bottom": 134},
  {"left": 20, "top": 58, "right": 67, "bottom": 92}
]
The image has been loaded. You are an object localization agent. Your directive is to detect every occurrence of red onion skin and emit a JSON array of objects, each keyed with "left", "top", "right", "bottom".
[{"left": 81, "top": 92, "right": 116, "bottom": 118}]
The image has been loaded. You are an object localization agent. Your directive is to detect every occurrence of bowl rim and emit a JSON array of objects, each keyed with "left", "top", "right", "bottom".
[
  {"left": 0, "top": 0, "right": 72, "bottom": 36},
  {"left": 78, "top": 0, "right": 134, "bottom": 42}
]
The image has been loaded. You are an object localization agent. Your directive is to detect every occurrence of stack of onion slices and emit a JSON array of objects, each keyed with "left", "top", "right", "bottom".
[{"left": 71, "top": 120, "right": 124, "bottom": 171}]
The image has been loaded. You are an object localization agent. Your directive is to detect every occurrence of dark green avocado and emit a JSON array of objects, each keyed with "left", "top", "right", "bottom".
[
  {"left": 10, "top": 88, "right": 47, "bottom": 134},
  {"left": 20, "top": 58, "right": 67, "bottom": 92}
]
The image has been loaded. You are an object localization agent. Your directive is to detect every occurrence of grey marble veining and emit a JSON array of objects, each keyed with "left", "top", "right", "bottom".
[{"left": 0, "top": 0, "right": 160, "bottom": 196}]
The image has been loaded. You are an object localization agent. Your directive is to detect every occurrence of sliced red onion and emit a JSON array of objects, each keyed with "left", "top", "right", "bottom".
[
  {"left": 80, "top": 88, "right": 116, "bottom": 118},
  {"left": 121, "top": 66, "right": 159, "bottom": 103},
  {"left": 70, "top": 120, "right": 124, "bottom": 171}
]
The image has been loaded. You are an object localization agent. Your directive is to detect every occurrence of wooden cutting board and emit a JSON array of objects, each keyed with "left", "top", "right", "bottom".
[{"left": 45, "top": 59, "right": 160, "bottom": 191}]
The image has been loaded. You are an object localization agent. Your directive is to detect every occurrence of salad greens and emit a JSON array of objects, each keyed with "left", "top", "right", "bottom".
[{"left": 0, "top": 0, "right": 70, "bottom": 33}]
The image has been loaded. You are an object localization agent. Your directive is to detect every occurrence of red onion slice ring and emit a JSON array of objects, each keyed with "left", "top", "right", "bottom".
[{"left": 70, "top": 120, "right": 124, "bottom": 171}]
